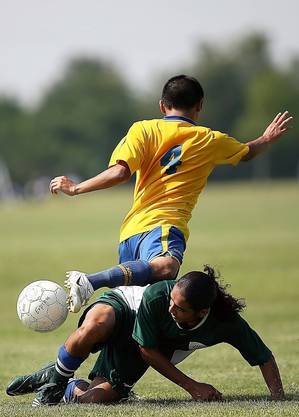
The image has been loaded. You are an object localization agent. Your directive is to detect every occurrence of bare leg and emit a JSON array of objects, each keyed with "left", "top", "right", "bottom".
[
  {"left": 150, "top": 256, "right": 180, "bottom": 280},
  {"left": 75, "top": 377, "right": 122, "bottom": 403},
  {"left": 65, "top": 303, "right": 115, "bottom": 358}
]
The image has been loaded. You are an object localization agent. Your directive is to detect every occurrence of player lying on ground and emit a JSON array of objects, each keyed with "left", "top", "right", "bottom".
[
  {"left": 48, "top": 75, "right": 293, "bottom": 313},
  {"left": 7, "top": 266, "right": 284, "bottom": 405}
]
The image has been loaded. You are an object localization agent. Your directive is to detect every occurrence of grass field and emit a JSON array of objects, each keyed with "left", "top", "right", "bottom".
[{"left": 0, "top": 181, "right": 298, "bottom": 417}]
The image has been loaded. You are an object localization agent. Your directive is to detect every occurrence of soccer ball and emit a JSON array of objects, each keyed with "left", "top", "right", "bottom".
[{"left": 17, "top": 280, "right": 69, "bottom": 332}]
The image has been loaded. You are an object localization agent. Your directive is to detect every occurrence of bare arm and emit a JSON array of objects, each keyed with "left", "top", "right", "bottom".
[
  {"left": 49, "top": 161, "right": 131, "bottom": 196},
  {"left": 139, "top": 346, "right": 222, "bottom": 401},
  {"left": 242, "top": 111, "right": 293, "bottom": 161},
  {"left": 259, "top": 356, "right": 285, "bottom": 400}
]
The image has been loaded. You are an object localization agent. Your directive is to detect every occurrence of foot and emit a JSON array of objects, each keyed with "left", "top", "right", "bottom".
[
  {"left": 64, "top": 271, "right": 94, "bottom": 313},
  {"left": 63, "top": 378, "right": 89, "bottom": 403},
  {"left": 32, "top": 379, "right": 69, "bottom": 407},
  {"left": 6, "top": 362, "right": 55, "bottom": 396}
]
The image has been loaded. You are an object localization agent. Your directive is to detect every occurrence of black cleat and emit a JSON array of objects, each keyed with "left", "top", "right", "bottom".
[
  {"left": 32, "top": 379, "right": 69, "bottom": 407},
  {"left": 31, "top": 367, "right": 71, "bottom": 407},
  {"left": 6, "top": 362, "right": 55, "bottom": 396}
]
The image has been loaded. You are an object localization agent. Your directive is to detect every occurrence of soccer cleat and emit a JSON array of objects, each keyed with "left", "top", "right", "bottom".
[
  {"left": 6, "top": 362, "right": 55, "bottom": 396},
  {"left": 32, "top": 380, "right": 69, "bottom": 407},
  {"left": 64, "top": 271, "right": 94, "bottom": 313}
]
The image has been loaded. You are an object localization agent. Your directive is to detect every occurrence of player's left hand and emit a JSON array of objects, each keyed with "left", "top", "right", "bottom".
[
  {"left": 262, "top": 111, "right": 293, "bottom": 142},
  {"left": 49, "top": 176, "right": 77, "bottom": 196}
]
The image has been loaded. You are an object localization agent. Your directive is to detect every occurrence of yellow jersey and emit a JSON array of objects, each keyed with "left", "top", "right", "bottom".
[{"left": 109, "top": 116, "right": 249, "bottom": 243}]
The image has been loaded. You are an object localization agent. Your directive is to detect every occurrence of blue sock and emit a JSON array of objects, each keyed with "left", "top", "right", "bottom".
[
  {"left": 87, "top": 260, "right": 152, "bottom": 290},
  {"left": 63, "top": 379, "right": 88, "bottom": 403},
  {"left": 55, "top": 345, "right": 84, "bottom": 379}
]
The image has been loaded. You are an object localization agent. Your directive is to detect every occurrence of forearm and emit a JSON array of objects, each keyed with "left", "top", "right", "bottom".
[
  {"left": 139, "top": 347, "right": 194, "bottom": 391},
  {"left": 75, "top": 164, "right": 130, "bottom": 195},
  {"left": 259, "top": 356, "right": 285, "bottom": 400},
  {"left": 139, "top": 346, "right": 222, "bottom": 401},
  {"left": 242, "top": 136, "right": 271, "bottom": 161},
  {"left": 49, "top": 162, "right": 131, "bottom": 196}
]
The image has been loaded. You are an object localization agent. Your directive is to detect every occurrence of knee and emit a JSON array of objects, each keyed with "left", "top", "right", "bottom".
[
  {"left": 67, "top": 305, "right": 115, "bottom": 354},
  {"left": 69, "top": 321, "right": 102, "bottom": 353},
  {"left": 150, "top": 257, "right": 180, "bottom": 280}
]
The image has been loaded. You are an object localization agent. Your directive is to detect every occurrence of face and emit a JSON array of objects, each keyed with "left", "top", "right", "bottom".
[{"left": 169, "top": 285, "right": 208, "bottom": 329}]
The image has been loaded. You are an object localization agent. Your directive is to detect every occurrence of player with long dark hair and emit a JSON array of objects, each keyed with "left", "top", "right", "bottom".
[
  {"left": 7, "top": 266, "right": 284, "bottom": 404},
  {"left": 41, "top": 75, "right": 291, "bottom": 406}
]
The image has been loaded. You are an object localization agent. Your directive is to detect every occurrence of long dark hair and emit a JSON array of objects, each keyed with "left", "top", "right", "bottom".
[{"left": 176, "top": 265, "right": 245, "bottom": 320}]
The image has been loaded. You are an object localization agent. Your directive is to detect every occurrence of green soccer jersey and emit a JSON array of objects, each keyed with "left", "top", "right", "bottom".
[{"left": 132, "top": 281, "right": 272, "bottom": 367}]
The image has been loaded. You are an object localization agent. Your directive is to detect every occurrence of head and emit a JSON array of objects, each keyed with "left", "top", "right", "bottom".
[
  {"left": 169, "top": 266, "right": 245, "bottom": 328},
  {"left": 160, "top": 75, "right": 204, "bottom": 120},
  {"left": 169, "top": 269, "right": 217, "bottom": 329}
]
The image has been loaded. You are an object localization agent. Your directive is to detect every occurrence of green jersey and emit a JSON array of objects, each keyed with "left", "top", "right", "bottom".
[{"left": 132, "top": 281, "right": 272, "bottom": 366}]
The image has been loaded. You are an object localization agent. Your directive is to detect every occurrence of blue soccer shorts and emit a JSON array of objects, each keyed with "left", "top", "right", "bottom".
[{"left": 118, "top": 225, "right": 186, "bottom": 265}]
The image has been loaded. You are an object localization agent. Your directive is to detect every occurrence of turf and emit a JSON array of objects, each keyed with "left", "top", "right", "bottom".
[{"left": 0, "top": 181, "right": 298, "bottom": 416}]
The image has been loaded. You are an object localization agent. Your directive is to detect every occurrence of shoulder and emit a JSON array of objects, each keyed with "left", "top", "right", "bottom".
[{"left": 143, "top": 280, "right": 175, "bottom": 304}]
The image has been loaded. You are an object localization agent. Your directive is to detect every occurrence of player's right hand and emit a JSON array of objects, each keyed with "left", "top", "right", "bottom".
[
  {"left": 187, "top": 381, "right": 222, "bottom": 401},
  {"left": 49, "top": 176, "right": 77, "bottom": 196}
]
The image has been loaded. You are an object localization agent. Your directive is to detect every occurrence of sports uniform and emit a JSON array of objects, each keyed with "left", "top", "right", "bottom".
[
  {"left": 65, "top": 116, "right": 249, "bottom": 309},
  {"left": 111, "top": 116, "right": 249, "bottom": 264},
  {"left": 86, "top": 281, "right": 271, "bottom": 398}
]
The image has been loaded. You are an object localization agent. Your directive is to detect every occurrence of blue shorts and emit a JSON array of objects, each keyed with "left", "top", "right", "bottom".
[{"left": 118, "top": 226, "right": 186, "bottom": 265}]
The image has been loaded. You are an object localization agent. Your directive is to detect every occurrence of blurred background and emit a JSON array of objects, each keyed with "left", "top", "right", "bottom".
[
  {"left": 0, "top": 0, "right": 298, "bottom": 199},
  {"left": 0, "top": 2, "right": 299, "bottom": 412}
]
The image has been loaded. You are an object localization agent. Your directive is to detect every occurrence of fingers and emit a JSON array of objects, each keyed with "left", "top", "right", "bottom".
[
  {"left": 49, "top": 176, "right": 76, "bottom": 196},
  {"left": 280, "top": 116, "right": 293, "bottom": 128},
  {"left": 213, "top": 389, "right": 223, "bottom": 401},
  {"left": 49, "top": 176, "right": 64, "bottom": 194},
  {"left": 273, "top": 112, "right": 282, "bottom": 123},
  {"left": 276, "top": 111, "right": 293, "bottom": 126}
]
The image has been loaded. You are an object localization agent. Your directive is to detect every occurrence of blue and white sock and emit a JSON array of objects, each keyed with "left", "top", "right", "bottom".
[
  {"left": 55, "top": 345, "right": 84, "bottom": 380},
  {"left": 63, "top": 379, "right": 87, "bottom": 403},
  {"left": 87, "top": 260, "right": 152, "bottom": 290}
]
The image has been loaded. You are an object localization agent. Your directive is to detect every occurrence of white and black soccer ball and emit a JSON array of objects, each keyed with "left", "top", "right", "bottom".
[{"left": 17, "top": 280, "right": 68, "bottom": 332}]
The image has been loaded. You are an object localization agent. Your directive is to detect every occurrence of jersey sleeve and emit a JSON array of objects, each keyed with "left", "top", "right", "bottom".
[
  {"left": 213, "top": 131, "right": 249, "bottom": 166},
  {"left": 224, "top": 315, "right": 272, "bottom": 366},
  {"left": 132, "top": 289, "right": 163, "bottom": 349},
  {"left": 109, "top": 122, "right": 146, "bottom": 174}
]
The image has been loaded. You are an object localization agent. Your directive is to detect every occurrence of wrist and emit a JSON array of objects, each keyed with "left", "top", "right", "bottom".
[
  {"left": 72, "top": 184, "right": 79, "bottom": 196},
  {"left": 180, "top": 376, "right": 197, "bottom": 392}
]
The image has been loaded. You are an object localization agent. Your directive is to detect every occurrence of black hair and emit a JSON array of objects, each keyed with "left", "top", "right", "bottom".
[
  {"left": 161, "top": 75, "right": 204, "bottom": 111},
  {"left": 176, "top": 265, "right": 245, "bottom": 320}
]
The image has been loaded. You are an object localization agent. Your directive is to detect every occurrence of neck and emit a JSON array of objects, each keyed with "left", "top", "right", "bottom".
[{"left": 165, "top": 109, "right": 197, "bottom": 122}]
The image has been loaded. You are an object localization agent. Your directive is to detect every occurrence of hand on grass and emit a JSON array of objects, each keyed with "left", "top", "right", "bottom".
[
  {"left": 49, "top": 176, "right": 77, "bottom": 196},
  {"left": 187, "top": 381, "right": 222, "bottom": 401}
]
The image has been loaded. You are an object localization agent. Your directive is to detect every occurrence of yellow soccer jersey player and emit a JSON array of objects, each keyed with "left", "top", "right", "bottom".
[
  {"left": 50, "top": 75, "right": 293, "bottom": 308},
  {"left": 109, "top": 116, "right": 248, "bottom": 242}
]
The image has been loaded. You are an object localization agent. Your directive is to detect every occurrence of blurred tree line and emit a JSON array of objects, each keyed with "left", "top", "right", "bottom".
[{"left": 0, "top": 33, "right": 298, "bottom": 190}]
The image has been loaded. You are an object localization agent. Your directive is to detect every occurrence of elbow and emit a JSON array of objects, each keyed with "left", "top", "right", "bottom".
[
  {"left": 114, "top": 162, "right": 131, "bottom": 184},
  {"left": 139, "top": 345, "right": 151, "bottom": 362}
]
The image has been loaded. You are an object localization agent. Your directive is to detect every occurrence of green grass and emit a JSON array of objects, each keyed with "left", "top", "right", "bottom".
[{"left": 0, "top": 181, "right": 299, "bottom": 416}]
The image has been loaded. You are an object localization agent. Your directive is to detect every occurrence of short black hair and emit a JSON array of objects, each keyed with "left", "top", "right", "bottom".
[{"left": 161, "top": 75, "right": 204, "bottom": 111}]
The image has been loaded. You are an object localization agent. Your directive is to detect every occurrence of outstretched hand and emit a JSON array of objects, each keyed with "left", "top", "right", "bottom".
[
  {"left": 187, "top": 381, "right": 223, "bottom": 402},
  {"left": 49, "top": 176, "right": 77, "bottom": 196},
  {"left": 263, "top": 111, "right": 293, "bottom": 142}
]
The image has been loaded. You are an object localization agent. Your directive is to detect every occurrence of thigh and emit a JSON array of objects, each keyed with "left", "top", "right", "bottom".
[
  {"left": 140, "top": 225, "right": 186, "bottom": 264},
  {"left": 65, "top": 303, "right": 116, "bottom": 356}
]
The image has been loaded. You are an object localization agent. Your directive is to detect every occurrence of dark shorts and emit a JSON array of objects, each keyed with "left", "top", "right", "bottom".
[
  {"left": 78, "top": 290, "right": 149, "bottom": 399},
  {"left": 118, "top": 225, "right": 186, "bottom": 265}
]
